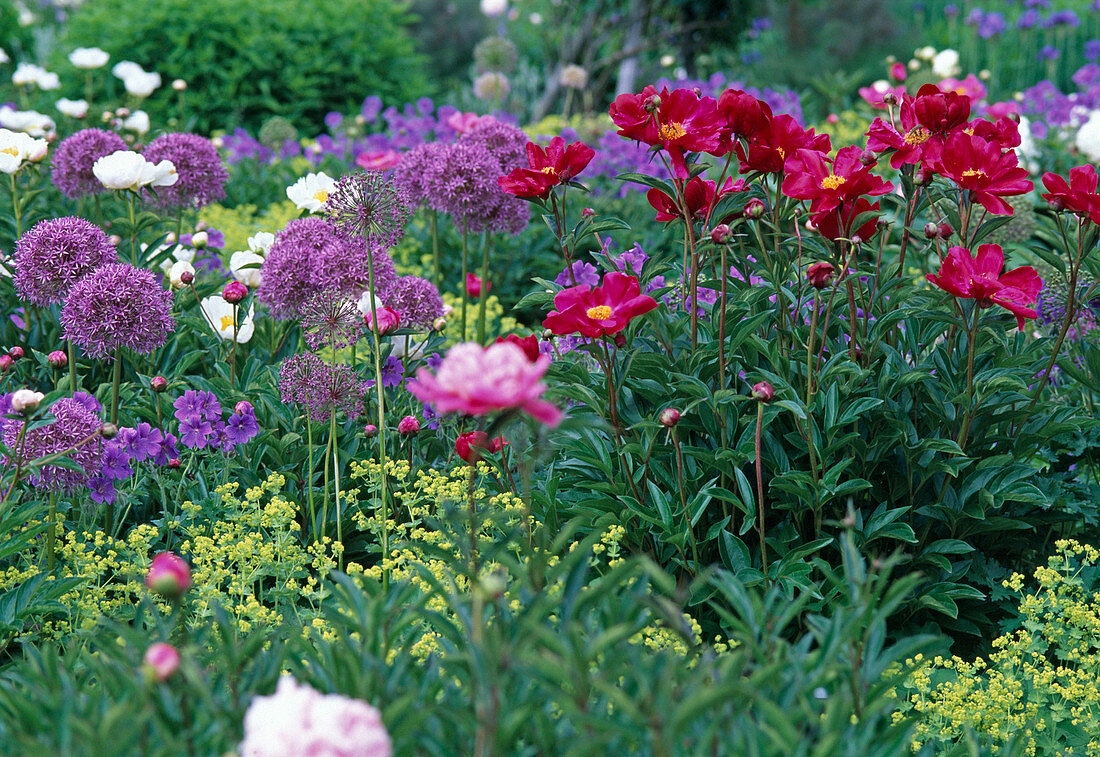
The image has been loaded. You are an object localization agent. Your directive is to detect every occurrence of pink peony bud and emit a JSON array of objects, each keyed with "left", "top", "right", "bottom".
[
  {"left": 145, "top": 552, "right": 191, "bottom": 599},
  {"left": 924, "top": 222, "right": 940, "bottom": 239},
  {"left": 891, "top": 61, "right": 908, "bottom": 81},
  {"left": 710, "top": 224, "right": 732, "bottom": 244},
  {"left": 581, "top": 207, "right": 596, "bottom": 217},
  {"left": 143, "top": 642, "right": 180, "bottom": 682},
  {"left": 643, "top": 94, "right": 662, "bottom": 113},
  {"left": 150, "top": 376, "right": 168, "bottom": 392},
  {"left": 168, "top": 458, "right": 181, "bottom": 469},
  {"left": 455, "top": 430, "right": 490, "bottom": 464},
  {"left": 0, "top": 355, "right": 12, "bottom": 372},
  {"left": 806, "top": 262, "right": 836, "bottom": 289},
  {"left": 222, "top": 281, "right": 248, "bottom": 304},
  {"left": 234, "top": 400, "right": 253, "bottom": 415},
  {"left": 743, "top": 198, "right": 766, "bottom": 219},
  {"left": 47, "top": 350, "right": 67, "bottom": 368},
  {"left": 180, "top": 269, "right": 194, "bottom": 285},
  {"left": 99, "top": 423, "right": 118, "bottom": 439},
  {"left": 466, "top": 273, "right": 489, "bottom": 299},
  {"left": 366, "top": 305, "right": 400, "bottom": 335},
  {"left": 659, "top": 408, "right": 681, "bottom": 427},
  {"left": 882, "top": 92, "right": 899, "bottom": 106},
  {"left": 363, "top": 424, "right": 378, "bottom": 438},
  {"left": 397, "top": 415, "right": 420, "bottom": 437},
  {"left": 8, "top": 346, "right": 23, "bottom": 360},
  {"left": 751, "top": 381, "right": 774, "bottom": 403}
]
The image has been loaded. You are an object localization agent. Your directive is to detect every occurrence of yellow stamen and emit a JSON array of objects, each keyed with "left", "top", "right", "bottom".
[
  {"left": 541, "top": 166, "right": 558, "bottom": 176},
  {"left": 962, "top": 169, "right": 985, "bottom": 179},
  {"left": 904, "top": 126, "right": 930, "bottom": 146},
  {"left": 586, "top": 305, "right": 613, "bottom": 320},
  {"left": 313, "top": 190, "right": 329, "bottom": 204},
  {"left": 219, "top": 315, "right": 235, "bottom": 332},
  {"left": 659, "top": 122, "right": 687, "bottom": 141},
  {"left": 821, "top": 174, "right": 846, "bottom": 190},
  {"left": 777, "top": 147, "right": 786, "bottom": 159},
  {"left": 0, "top": 146, "right": 18, "bottom": 156}
]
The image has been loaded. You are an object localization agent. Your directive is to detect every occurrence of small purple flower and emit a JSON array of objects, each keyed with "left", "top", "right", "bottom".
[
  {"left": 977, "top": 11, "right": 1006, "bottom": 37},
  {"left": 224, "top": 407, "right": 259, "bottom": 445},
  {"left": 426, "top": 352, "right": 444, "bottom": 371},
  {"left": 324, "top": 112, "right": 343, "bottom": 131},
  {"left": 121, "top": 422, "right": 163, "bottom": 462},
  {"left": 88, "top": 476, "right": 117, "bottom": 504},
  {"left": 154, "top": 432, "right": 179, "bottom": 466},
  {"left": 555, "top": 261, "right": 601, "bottom": 288},
  {"left": 1017, "top": 9, "right": 1040, "bottom": 28},
  {"left": 361, "top": 96, "right": 383, "bottom": 123},
  {"left": 1039, "top": 45, "right": 1061, "bottom": 61},
  {"left": 100, "top": 441, "right": 134, "bottom": 481},
  {"left": 179, "top": 416, "right": 214, "bottom": 449},
  {"left": 1087, "top": 39, "right": 1100, "bottom": 61},
  {"left": 71, "top": 391, "right": 103, "bottom": 416},
  {"left": 173, "top": 390, "right": 222, "bottom": 424}
]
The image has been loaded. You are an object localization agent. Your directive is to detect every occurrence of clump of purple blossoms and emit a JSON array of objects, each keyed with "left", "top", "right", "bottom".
[
  {"left": 367, "top": 354, "right": 404, "bottom": 390},
  {"left": 257, "top": 217, "right": 398, "bottom": 319},
  {"left": 14, "top": 217, "right": 117, "bottom": 306},
  {"left": 419, "top": 140, "right": 529, "bottom": 234},
  {"left": 91, "top": 420, "right": 180, "bottom": 503},
  {"left": 325, "top": 170, "right": 411, "bottom": 250},
  {"left": 457, "top": 119, "right": 529, "bottom": 176},
  {"left": 172, "top": 390, "right": 260, "bottom": 451},
  {"left": 393, "top": 142, "right": 448, "bottom": 207},
  {"left": 386, "top": 275, "right": 444, "bottom": 330},
  {"left": 61, "top": 263, "right": 176, "bottom": 358},
  {"left": 278, "top": 353, "right": 366, "bottom": 422},
  {"left": 300, "top": 289, "right": 363, "bottom": 350},
  {"left": 142, "top": 133, "right": 229, "bottom": 210},
  {"left": 2, "top": 394, "right": 103, "bottom": 492},
  {"left": 50, "top": 128, "right": 127, "bottom": 199}
]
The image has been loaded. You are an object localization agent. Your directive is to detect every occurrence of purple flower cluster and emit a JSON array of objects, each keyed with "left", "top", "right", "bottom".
[
  {"left": 258, "top": 218, "right": 398, "bottom": 319},
  {"left": 386, "top": 275, "right": 444, "bottom": 330},
  {"left": 172, "top": 390, "right": 260, "bottom": 451},
  {"left": 300, "top": 289, "right": 363, "bottom": 351},
  {"left": 61, "top": 263, "right": 176, "bottom": 358},
  {"left": 142, "top": 133, "right": 229, "bottom": 210},
  {"left": 92, "top": 421, "right": 182, "bottom": 503},
  {"left": 50, "top": 128, "right": 127, "bottom": 199},
  {"left": 1019, "top": 62, "right": 1100, "bottom": 138},
  {"left": 14, "top": 217, "right": 117, "bottom": 306},
  {"left": 278, "top": 353, "right": 367, "bottom": 422},
  {"left": 1, "top": 393, "right": 103, "bottom": 492}
]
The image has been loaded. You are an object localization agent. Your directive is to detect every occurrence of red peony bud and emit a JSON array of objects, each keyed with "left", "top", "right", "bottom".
[
  {"left": 0, "top": 355, "right": 13, "bottom": 372},
  {"left": 150, "top": 376, "right": 168, "bottom": 392},
  {"left": 8, "top": 346, "right": 23, "bottom": 360},
  {"left": 495, "top": 334, "right": 541, "bottom": 362},
  {"left": 168, "top": 458, "right": 181, "bottom": 469},
  {"left": 924, "top": 222, "right": 940, "bottom": 239},
  {"left": 710, "top": 224, "right": 732, "bottom": 244},
  {"left": 743, "top": 198, "right": 766, "bottom": 219},
  {"left": 581, "top": 207, "right": 596, "bottom": 217},
  {"left": 363, "top": 424, "right": 378, "bottom": 438},
  {"left": 806, "top": 261, "right": 836, "bottom": 289},
  {"left": 47, "top": 350, "right": 67, "bottom": 368},
  {"left": 751, "top": 381, "right": 774, "bottom": 403},
  {"left": 937, "top": 221, "right": 953, "bottom": 239},
  {"left": 234, "top": 400, "right": 253, "bottom": 415},
  {"left": 466, "top": 273, "right": 489, "bottom": 299},
  {"left": 143, "top": 642, "right": 181, "bottom": 683},
  {"left": 397, "top": 415, "right": 420, "bottom": 437},
  {"left": 179, "top": 270, "right": 194, "bottom": 285},
  {"left": 456, "top": 430, "right": 490, "bottom": 464},
  {"left": 222, "top": 281, "right": 248, "bottom": 304},
  {"left": 659, "top": 408, "right": 681, "bottom": 427},
  {"left": 99, "top": 423, "right": 118, "bottom": 439}
]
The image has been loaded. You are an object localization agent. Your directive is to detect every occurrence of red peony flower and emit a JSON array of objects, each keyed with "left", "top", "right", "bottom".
[
  {"left": 497, "top": 136, "right": 596, "bottom": 199},
  {"left": 865, "top": 84, "right": 972, "bottom": 168},
  {"left": 926, "top": 243, "right": 1042, "bottom": 328},
  {"left": 609, "top": 86, "right": 724, "bottom": 180},
  {"left": 932, "top": 132, "right": 1033, "bottom": 215},
  {"left": 543, "top": 271, "right": 659, "bottom": 338},
  {"left": 1041, "top": 164, "right": 1100, "bottom": 223},
  {"left": 466, "top": 273, "right": 490, "bottom": 298},
  {"left": 715, "top": 88, "right": 773, "bottom": 151},
  {"left": 911, "top": 83, "right": 971, "bottom": 135},
  {"left": 495, "top": 333, "right": 541, "bottom": 362},
  {"left": 739, "top": 114, "right": 831, "bottom": 174},
  {"left": 805, "top": 261, "right": 836, "bottom": 289},
  {"left": 812, "top": 197, "right": 882, "bottom": 242},
  {"left": 781, "top": 145, "right": 892, "bottom": 215},
  {"left": 968, "top": 116, "right": 1021, "bottom": 151},
  {"left": 646, "top": 175, "right": 745, "bottom": 222}
]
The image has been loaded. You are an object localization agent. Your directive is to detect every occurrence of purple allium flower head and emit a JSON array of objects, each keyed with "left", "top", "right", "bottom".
[
  {"left": 1043, "top": 9, "right": 1080, "bottom": 27},
  {"left": 3, "top": 396, "right": 102, "bottom": 491},
  {"left": 393, "top": 142, "right": 448, "bottom": 207},
  {"left": 325, "top": 170, "right": 411, "bottom": 250},
  {"left": 324, "top": 111, "right": 343, "bottom": 131},
  {"left": 977, "top": 11, "right": 1006, "bottom": 37},
  {"left": 61, "top": 263, "right": 176, "bottom": 358},
  {"left": 458, "top": 119, "right": 529, "bottom": 174},
  {"left": 299, "top": 289, "right": 363, "bottom": 350},
  {"left": 14, "top": 217, "right": 117, "bottom": 306},
  {"left": 1039, "top": 45, "right": 1061, "bottom": 61},
  {"left": 420, "top": 140, "right": 528, "bottom": 234},
  {"left": 1017, "top": 9, "right": 1040, "bottom": 28},
  {"left": 385, "top": 275, "right": 444, "bottom": 330},
  {"left": 141, "top": 133, "right": 229, "bottom": 210},
  {"left": 278, "top": 353, "right": 367, "bottom": 422},
  {"left": 1087, "top": 40, "right": 1100, "bottom": 61},
  {"left": 224, "top": 405, "right": 259, "bottom": 445},
  {"left": 257, "top": 217, "right": 398, "bottom": 319},
  {"left": 50, "top": 128, "right": 127, "bottom": 199},
  {"left": 361, "top": 95, "right": 383, "bottom": 123}
]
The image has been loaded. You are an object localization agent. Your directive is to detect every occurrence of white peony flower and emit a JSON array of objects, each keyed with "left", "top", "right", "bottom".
[
  {"left": 286, "top": 171, "right": 336, "bottom": 213},
  {"left": 0, "top": 128, "right": 48, "bottom": 174},
  {"left": 915, "top": 46, "right": 937, "bottom": 62},
  {"left": 247, "top": 231, "right": 276, "bottom": 254},
  {"left": 200, "top": 295, "right": 255, "bottom": 343},
  {"left": 92, "top": 150, "right": 178, "bottom": 190},
  {"left": 480, "top": 0, "right": 507, "bottom": 16},
  {"left": 111, "top": 60, "right": 145, "bottom": 80},
  {"left": 0, "top": 49, "right": 8, "bottom": 65},
  {"left": 0, "top": 107, "right": 56, "bottom": 137},
  {"left": 122, "top": 110, "right": 150, "bottom": 135},
  {"left": 56, "top": 98, "right": 89, "bottom": 119},
  {"left": 1076, "top": 111, "right": 1100, "bottom": 163},
  {"left": 168, "top": 259, "right": 195, "bottom": 289},
  {"left": 229, "top": 250, "right": 264, "bottom": 288},
  {"left": 122, "top": 71, "right": 161, "bottom": 98},
  {"left": 931, "top": 49, "right": 960, "bottom": 78},
  {"left": 12, "top": 62, "right": 44, "bottom": 87},
  {"left": 69, "top": 47, "right": 110, "bottom": 69},
  {"left": 35, "top": 71, "right": 60, "bottom": 91}
]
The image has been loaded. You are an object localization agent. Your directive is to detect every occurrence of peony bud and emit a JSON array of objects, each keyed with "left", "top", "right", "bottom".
[
  {"left": 751, "top": 381, "right": 774, "bottom": 403},
  {"left": 99, "top": 423, "right": 118, "bottom": 439},
  {"left": 168, "top": 458, "right": 181, "bottom": 469},
  {"left": 916, "top": 167, "right": 934, "bottom": 185},
  {"left": 179, "top": 269, "right": 194, "bottom": 285},
  {"left": 47, "top": 350, "right": 67, "bottom": 368},
  {"left": 659, "top": 408, "right": 681, "bottom": 427},
  {"left": 222, "top": 281, "right": 247, "bottom": 304},
  {"left": 710, "top": 224, "right": 732, "bottom": 244},
  {"left": 581, "top": 207, "right": 595, "bottom": 217},
  {"left": 613, "top": 333, "right": 627, "bottom": 348},
  {"left": 0, "top": 355, "right": 13, "bottom": 372},
  {"left": 743, "top": 198, "right": 766, "bottom": 219},
  {"left": 143, "top": 642, "right": 181, "bottom": 682},
  {"left": 1048, "top": 196, "right": 1066, "bottom": 212},
  {"left": 150, "top": 375, "right": 167, "bottom": 392},
  {"left": 190, "top": 231, "right": 208, "bottom": 249},
  {"left": 924, "top": 222, "right": 940, "bottom": 239},
  {"left": 145, "top": 552, "right": 191, "bottom": 599},
  {"left": 456, "top": 430, "right": 490, "bottom": 464},
  {"left": 882, "top": 92, "right": 899, "bottom": 106},
  {"left": 806, "top": 261, "right": 836, "bottom": 289},
  {"left": 466, "top": 273, "right": 489, "bottom": 299},
  {"left": 115, "top": 107, "right": 130, "bottom": 118},
  {"left": 8, "top": 346, "right": 23, "bottom": 360},
  {"left": 431, "top": 317, "right": 447, "bottom": 332},
  {"left": 937, "top": 221, "right": 953, "bottom": 239},
  {"left": 496, "top": 333, "right": 541, "bottom": 362},
  {"left": 171, "top": 79, "right": 187, "bottom": 91},
  {"left": 366, "top": 305, "right": 400, "bottom": 335},
  {"left": 10, "top": 389, "right": 44, "bottom": 414},
  {"left": 397, "top": 415, "right": 420, "bottom": 437},
  {"left": 859, "top": 149, "right": 877, "bottom": 167},
  {"left": 643, "top": 94, "right": 661, "bottom": 113},
  {"left": 363, "top": 424, "right": 378, "bottom": 438}
]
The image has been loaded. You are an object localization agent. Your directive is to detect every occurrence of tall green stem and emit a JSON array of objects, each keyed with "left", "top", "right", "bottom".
[
  {"left": 460, "top": 221, "right": 469, "bottom": 342},
  {"left": 306, "top": 416, "right": 316, "bottom": 537},
  {"left": 430, "top": 210, "right": 441, "bottom": 287},
  {"left": 68, "top": 341, "right": 78, "bottom": 393},
  {"left": 47, "top": 492, "right": 57, "bottom": 570},
  {"left": 10, "top": 173, "right": 21, "bottom": 241},
  {"left": 331, "top": 409, "right": 343, "bottom": 568},
  {"left": 110, "top": 352, "right": 122, "bottom": 425},
  {"left": 127, "top": 192, "right": 138, "bottom": 265},
  {"left": 754, "top": 403, "right": 769, "bottom": 578},
  {"left": 363, "top": 231, "right": 390, "bottom": 588},
  {"left": 956, "top": 304, "right": 981, "bottom": 452},
  {"left": 477, "top": 231, "right": 491, "bottom": 344}
]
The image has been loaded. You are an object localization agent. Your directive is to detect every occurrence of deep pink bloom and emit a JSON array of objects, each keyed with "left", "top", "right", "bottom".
[
  {"left": 356, "top": 150, "right": 400, "bottom": 171},
  {"left": 781, "top": 145, "right": 893, "bottom": 215},
  {"left": 365, "top": 305, "right": 400, "bottom": 335},
  {"left": 543, "top": 271, "right": 659, "bottom": 338},
  {"left": 497, "top": 136, "right": 596, "bottom": 199},
  {"left": 143, "top": 643, "right": 181, "bottom": 682},
  {"left": 223, "top": 281, "right": 248, "bottom": 303},
  {"left": 866, "top": 84, "right": 972, "bottom": 168},
  {"left": 939, "top": 74, "right": 986, "bottom": 102},
  {"left": 466, "top": 273, "right": 489, "bottom": 298},
  {"left": 715, "top": 89, "right": 773, "bottom": 151},
  {"left": 1041, "top": 164, "right": 1100, "bottom": 223},
  {"left": 455, "top": 430, "right": 490, "bottom": 463},
  {"left": 806, "top": 261, "right": 836, "bottom": 289},
  {"left": 811, "top": 197, "right": 883, "bottom": 242},
  {"left": 407, "top": 341, "right": 561, "bottom": 426},
  {"left": 891, "top": 62, "right": 908, "bottom": 81},
  {"left": 145, "top": 552, "right": 191, "bottom": 599},
  {"left": 495, "top": 333, "right": 540, "bottom": 362},
  {"left": 926, "top": 244, "right": 1042, "bottom": 328},
  {"left": 609, "top": 86, "right": 724, "bottom": 179},
  {"left": 858, "top": 82, "right": 907, "bottom": 109},
  {"left": 646, "top": 175, "right": 745, "bottom": 223},
  {"left": 738, "top": 114, "right": 831, "bottom": 174},
  {"left": 932, "top": 132, "right": 1033, "bottom": 215}
]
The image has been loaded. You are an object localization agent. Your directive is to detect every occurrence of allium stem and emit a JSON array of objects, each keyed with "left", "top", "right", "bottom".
[
  {"left": 460, "top": 221, "right": 469, "bottom": 342},
  {"left": 363, "top": 230, "right": 391, "bottom": 589},
  {"left": 126, "top": 192, "right": 138, "bottom": 265},
  {"left": 430, "top": 209, "right": 441, "bottom": 287},
  {"left": 305, "top": 416, "right": 316, "bottom": 537},
  {"left": 10, "top": 174, "right": 20, "bottom": 240},
  {"left": 477, "top": 231, "right": 491, "bottom": 343},
  {"left": 332, "top": 409, "right": 343, "bottom": 570},
  {"left": 322, "top": 409, "right": 333, "bottom": 538},
  {"left": 110, "top": 352, "right": 122, "bottom": 425},
  {"left": 68, "top": 341, "right": 78, "bottom": 393},
  {"left": 47, "top": 492, "right": 57, "bottom": 570}
]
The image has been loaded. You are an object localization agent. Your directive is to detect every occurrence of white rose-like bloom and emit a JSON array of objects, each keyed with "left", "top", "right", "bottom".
[
  {"left": 247, "top": 231, "right": 276, "bottom": 254},
  {"left": 932, "top": 49, "right": 960, "bottom": 78},
  {"left": 0, "top": 107, "right": 56, "bottom": 137},
  {"left": 10, "top": 389, "right": 44, "bottom": 413},
  {"left": 168, "top": 259, "right": 195, "bottom": 289},
  {"left": 239, "top": 677, "right": 391, "bottom": 757},
  {"left": 122, "top": 110, "right": 150, "bottom": 135},
  {"left": 480, "top": 0, "right": 507, "bottom": 17},
  {"left": 229, "top": 250, "right": 264, "bottom": 288},
  {"left": 111, "top": 60, "right": 145, "bottom": 80},
  {"left": 200, "top": 295, "right": 255, "bottom": 343},
  {"left": 56, "top": 98, "right": 89, "bottom": 119},
  {"left": 915, "top": 46, "right": 937, "bottom": 62},
  {"left": 69, "top": 47, "right": 110, "bottom": 69},
  {"left": 35, "top": 71, "right": 60, "bottom": 91},
  {"left": 1076, "top": 111, "right": 1100, "bottom": 163},
  {"left": 0, "top": 128, "right": 48, "bottom": 173},
  {"left": 123, "top": 71, "right": 161, "bottom": 98},
  {"left": 286, "top": 171, "right": 336, "bottom": 213},
  {"left": 93, "top": 150, "right": 178, "bottom": 190}
]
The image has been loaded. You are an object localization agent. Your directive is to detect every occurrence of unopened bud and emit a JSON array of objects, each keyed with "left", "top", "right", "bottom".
[
  {"left": 659, "top": 408, "right": 681, "bottom": 427},
  {"left": 938, "top": 221, "right": 953, "bottom": 239},
  {"left": 542, "top": 328, "right": 554, "bottom": 340},
  {"left": 882, "top": 93, "right": 899, "bottom": 106},
  {"left": 190, "top": 231, "right": 208, "bottom": 249},
  {"left": 222, "top": 281, "right": 248, "bottom": 304},
  {"left": 99, "top": 423, "right": 118, "bottom": 440},
  {"left": 164, "top": 232, "right": 177, "bottom": 244},
  {"left": 643, "top": 95, "right": 661, "bottom": 113},
  {"left": 924, "top": 222, "right": 940, "bottom": 239},
  {"left": 397, "top": 415, "right": 420, "bottom": 437},
  {"left": 1048, "top": 196, "right": 1066, "bottom": 212},
  {"left": 10, "top": 389, "right": 44, "bottom": 414},
  {"left": 234, "top": 400, "right": 253, "bottom": 415},
  {"left": 150, "top": 375, "right": 167, "bottom": 392},
  {"left": 168, "top": 458, "right": 181, "bottom": 469},
  {"left": 180, "top": 270, "right": 194, "bottom": 285},
  {"left": 743, "top": 198, "right": 766, "bottom": 219},
  {"left": 8, "top": 346, "right": 23, "bottom": 360},
  {"left": 109, "top": 234, "right": 122, "bottom": 246},
  {"left": 0, "top": 355, "right": 13, "bottom": 372},
  {"left": 431, "top": 317, "right": 447, "bottom": 332},
  {"left": 478, "top": 572, "right": 507, "bottom": 598},
  {"left": 115, "top": 107, "right": 130, "bottom": 118},
  {"left": 859, "top": 149, "right": 877, "bottom": 167},
  {"left": 581, "top": 207, "right": 595, "bottom": 217},
  {"left": 47, "top": 350, "right": 67, "bottom": 368},
  {"left": 613, "top": 333, "right": 627, "bottom": 348},
  {"left": 710, "top": 224, "right": 732, "bottom": 244},
  {"left": 101, "top": 110, "right": 112, "bottom": 123},
  {"left": 916, "top": 167, "right": 934, "bottom": 185},
  {"left": 806, "top": 261, "right": 836, "bottom": 289},
  {"left": 751, "top": 381, "right": 774, "bottom": 403},
  {"left": 363, "top": 424, "right": 378, "bottom": 438},
  {"left": 171, "top": 78, "right": 187, "bottom": 91}
]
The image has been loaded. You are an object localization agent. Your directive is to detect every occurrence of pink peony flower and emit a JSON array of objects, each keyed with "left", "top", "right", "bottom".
[
  {"left": 355, "top": 149, "right": 400, "bottom": 171},
  {"left": 240, "top": 676, "right": 391, "bottom": 757},
  {"left": 145, "top": 552, "right": 191, "bottom": 599},
  {"left": 407, "top": 341, "right": 562, "bottom": 426},
  {"left": 143, "top": 643, "right": 180, "bottom": 682}
]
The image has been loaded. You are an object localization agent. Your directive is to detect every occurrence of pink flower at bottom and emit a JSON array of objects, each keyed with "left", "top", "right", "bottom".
[
  {"left": 240, "top": 676, "right": 391, "bottom": 757},
  {"left": 407, "top": 341, "right": 562, "bottom": 427},
  {"left": 143, "top": 643, "right": 180, "bottom": 682}
]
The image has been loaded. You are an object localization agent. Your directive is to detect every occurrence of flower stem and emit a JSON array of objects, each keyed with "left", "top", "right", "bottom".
[
  {"left": 110, "top": 352, "right": 122, "bottom": 425},
  {"left": 430, "top": 209, "right": 441, "bottom": 288},
  {"left": 10, "top": 173, "right": 21, "bottom": 240},
  {"left": 363, "top": 230, "right": 390, "bottom": 589},
  {"left": 460, "top": 221, "right": 469, "bottom": 342},
  {"left": 68, "top": 341, "right": 79, "bottom": 393},
  {"left": 331, "top": 409, "right": 342, "bottom": 570},
  {"left": 127, "top": 192, "right": 138, "bottom": 265},
  {"left": 321, "top": 410, "right": 333, "bottom": 538},
  {"left": 306, "top": 416, "right": 315, "bottom": 537},
  {"left": 47, "top": 492, "right": 57, "bottom": 570},
  {"left": 806, "top": 291, "right": 820, "bottom": 406},
  {"left": 956, "top": 303, "right": 981, "bottom": 452},
  {"left": 754, "top": 402, "right": 769, "bottom": 578},
  {"left": 477, "top": 231, "right": 491, "bottom": 344}
]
